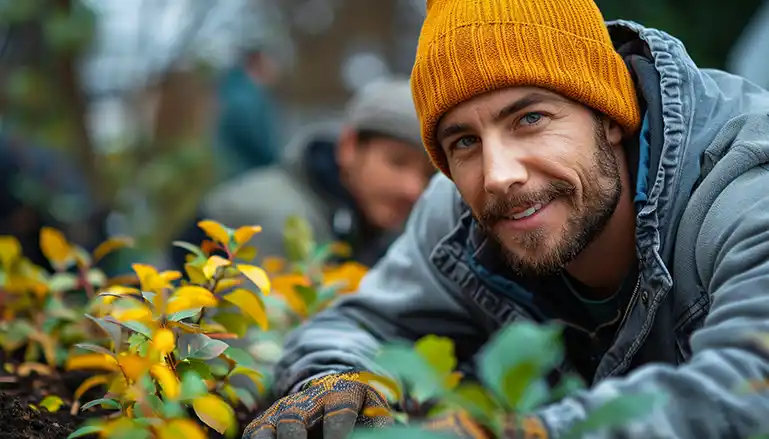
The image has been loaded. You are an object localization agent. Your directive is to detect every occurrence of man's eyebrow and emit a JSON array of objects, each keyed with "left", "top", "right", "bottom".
[
  {"left": 437, "top": 92, "right": 566, "bottom": 144},
  {"left": 493, "top": 92, "right": 566, "bottom": 122}
]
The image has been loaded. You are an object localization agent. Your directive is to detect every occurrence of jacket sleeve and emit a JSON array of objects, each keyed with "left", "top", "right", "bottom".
[
  {"left": 534, "top": 165, "right": 769, "bottom": 438},
  {"left": 272, "top": 174, "right": 489, "bottom": 396}
]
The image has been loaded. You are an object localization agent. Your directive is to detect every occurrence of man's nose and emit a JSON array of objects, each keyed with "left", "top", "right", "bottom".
[{"left": 482, "top": 141, "right": 528, "bottom": 197}]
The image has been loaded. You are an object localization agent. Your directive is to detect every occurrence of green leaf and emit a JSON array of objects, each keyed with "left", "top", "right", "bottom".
[
  {"left": 85, "top": 314, "right": 122, "bottom": 350},
  {"left": 81, "top": 398, "right": 122, "bottom": 411},
  {"left": 180, "top": 371, "right": 208, "bottom": 400},
  {"left": 233, "top": 386, "right": 258, "bottom": 411},
  {"left": 168, "top": 308, "right": 201, "bottom": 322},
  {"left": 549, "top": 374, "right": 585, "bottom": 402},
  {"left": 349, "top": 426, "right": 455, "bottom": 439},
  {"left": 374, "top": 342, "right": 443, "bottom": 403},
  {"left": 563, "top": 393, "right": 668, "bottom": 439},
  {"left": 414, "top": 335, "right": 457, "bottom": 376},
  {"left": 67, "top": 425, "right": 104, "bottom": 439},
  {"left": 144, "top": 394, "right": 164, "bottom": 416},
  {"left": 104, "top": 317, "right": 152, "bottom": 338},
  {"left": 162, "top": 399, "right": 186, "bottom": 419},
  {"left": 177, "top": 359, "right": 213, "bottom": 381},
  {"left": 48, "top": 273, "right": 78, "bottom": 292},
  {"left": 73, "top": 343, "right": 114, "bottom": 357},
  {"left": 110, "top": 424, "right": 151, "bottom": 439},
  {"left": 283, "top": 215, "right": 315, "bottom": 263},
  {"left": 172, "top": 241, "right": 206, "bottom": 260},
  {"left": 445, "top": 382, "right": 500, "bottom": 423},
  {"left": 223, "top": 347, "right": 259, "bottom": 370},
  {"left": 213, "top": 312, "right": 249, "bottom": 338},
  {"left": 294, "top": 284, "right": 318, "bottom": 307},
  {"left": 478, "top": 322, "right": 563, "bottom": 409},
  {"left": 180, "top": 333, "right": 229, "bottom": 360}
]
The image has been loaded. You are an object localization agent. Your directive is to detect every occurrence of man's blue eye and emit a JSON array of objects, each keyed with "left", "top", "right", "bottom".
[
  {"left": 520, "top": 112, "right": 543, "bottom": 126},
  {"left": 454, "top": 136, "right": 478, "bottom": 149}
]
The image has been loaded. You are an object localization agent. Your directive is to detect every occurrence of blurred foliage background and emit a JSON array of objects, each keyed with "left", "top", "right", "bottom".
[{"left": 0, "top": 0, "right": 765, "bottom": 272}]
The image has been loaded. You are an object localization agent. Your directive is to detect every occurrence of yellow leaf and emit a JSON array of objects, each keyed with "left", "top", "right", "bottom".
[
  {"left": 167, "top": 286, "right": 217, "bottom": 314},
  {"left": 158, "top": 419, "right": 207, "bottom": 439},
  {"left": 357, "top": 371, "right": 403, "bottom": 402},
  {"left": 74, "top": 374, "right": 110, "bottom": 401},
  {"left": 102, "top": 285, "right": 141, "bottom": 296},
  {"left": 161, "top": 270, "right": 182, "bottom": 282},
  {"left": 0, "top": 236, "right": 21, "bottom": 267},
  {"left": 330, "top": 241, "right": 352, "bottom": 259},
  {"left": 92, "top": 236, "right": 134, "bottom": 263},
  {"left": 261, "top": 256, "right": 286, "bottom": 274},
  {"left": 445, "top": 371, "right": 464, "bottom": 390},
  {"left": 132, "top": 263, "right": 170, "bottom": 291},
  {"left": 111, "top": 305, "right": 153, "bottom": 323},
  {"left": 363, "top": 406, "right": 392, "bottom": 418},
  {"left": 192, "top": 394, "right": 235, "bottom": 435},
  {"left": 66, "top": 353, "right": 119, "bottom": 372},
  {"left": 40, "top": 227, "right": 72, "bottom": 265},
  {"left": 223, "top": 288, "right": 269, "bottom": 331},
  {"left": 150, "top": 364, "right": 180, "bottom": 399},
  {"left": 184, "top": 263, "right": 207, "bottom": 284},
  {"left": 323, "top": 262, "right": 368, "bottom": 293},
  {"left": 197, "top": 220, "right": 231, "bottom": 245},
  {"left": 271, "top": 274, "right": 310, "bottom": 317},
  {"left": 16, "top": 362, "right": 52, "bottom": 377},
  {"left": 235, "top": 245, "right": 258, "bottom": 261},
  {"left": 39, "top": 395, "right": 64, "bottom": 412},
  {"left": 233, "top": 225, "right": 262, "bottom": 245},
  {"left": 152, "top": 328, "right": 175, "bottom": 354},
  {"left": 214, "top": 277, "right": 242, "bottom": 293},
  {"left": 237, "top": 264, "right": 271, "bottom": 294},
  {"left": 203, "top": 255, "right": 231, "bottom": 279},
  {"left": 117, "top": 354, "right": 151, "bottom": 381}
]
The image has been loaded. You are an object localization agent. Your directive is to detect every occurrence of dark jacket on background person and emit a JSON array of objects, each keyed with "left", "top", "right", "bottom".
[{"left": 272, "top": 21, "right": 769, "bottom": 438}]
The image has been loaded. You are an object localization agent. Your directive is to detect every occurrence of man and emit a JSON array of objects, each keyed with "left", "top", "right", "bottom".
[
  {"left": 214, "top": 45, "right": 282, "bottom": 183},
  {"left": 177, "top": 78, "right": 434, "bottom": 268},
  {"left": 244, "top": 0, "right": 769, "bottom": 437}
]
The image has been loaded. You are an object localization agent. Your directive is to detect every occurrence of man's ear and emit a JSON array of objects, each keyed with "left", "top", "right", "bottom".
[
  {"left": 336, "top": 127, "right": 359, "bottom": 169},
  {"left": 602, "top": 116, "right": 624, "bottom": 147}
]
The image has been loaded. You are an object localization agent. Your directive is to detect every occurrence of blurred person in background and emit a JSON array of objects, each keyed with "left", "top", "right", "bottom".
[
  {"left": 171, "top": 77, "right": 434, "bottom": 269},
  {"left": 213, "top": 43, "right": 282, "bottom": 183}
]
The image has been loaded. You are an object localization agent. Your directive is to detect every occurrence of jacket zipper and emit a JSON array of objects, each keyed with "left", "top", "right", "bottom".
[{"left": 616, "top": 276, "right": 642, "bottom": 332}]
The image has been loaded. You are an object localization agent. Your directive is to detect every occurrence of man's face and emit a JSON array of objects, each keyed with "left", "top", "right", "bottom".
[
  {"left": 436, "top": 87, "right": 623, "bottom": 277},
  {"left": 341, "top": 134, "right": 435, "bottom": 231}
]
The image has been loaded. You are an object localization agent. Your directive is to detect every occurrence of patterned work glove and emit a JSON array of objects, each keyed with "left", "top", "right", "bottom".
[
  {"left": 421, "top": 410, "right": 549, "bottom": 439},
  {"left": 243, "top": 372, "right": 393, "bottom": 439}
]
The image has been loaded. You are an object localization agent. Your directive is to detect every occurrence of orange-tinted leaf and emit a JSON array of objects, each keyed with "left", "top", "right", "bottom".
[
  {"left": 323, "top": 262, "right": 368, "bottom": 293},
  {"left": 117, "top": 354, "right": 151, "bottom": 381},
  {"left": 237, "top": 264, "right": 271, "bottom": 294},
  {"left": 233, "top": 226, "right": 262, "bottom": 245},
  {"left": 192, "top": 394, "right": 235, "bottom": 434},
  {"left": 158, "top": 419, "right": 207, "bottom": 439},
  {"left": 261, "top": 256, "right": 286, "bottom": 274},
  {"left": 92, "top": 237, "right": 134, "bottom": 263},
  {"left": 223, "top": 288, "right": 268, "bottom": 331},
  {"left": 363, "top": 406, "right": 392, "bottom": 418},
  {"left": 66, "top": 354, "right": 119, "bottom": 372},
  {"left": 357, "top": 371, "right": 403, "bottom": 401},
  {"left": 200, "top": 240, "right": 219, "bottom": 256},
  {"left": 40, "top": 227, "right": 72, "bottom": 265},
  {"left": 197, "top": 220, "right": 230, "bottom": 245},
  {"left": 16, "top": 362, "right": 52, "bottom": 377},
  {"left": 73, "top": 374, "right": 110, "bottom": 402}
]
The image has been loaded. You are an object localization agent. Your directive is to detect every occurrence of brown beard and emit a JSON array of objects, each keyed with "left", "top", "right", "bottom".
[{"left": 476, "top": 118, "right": 622, "bottom": 277}]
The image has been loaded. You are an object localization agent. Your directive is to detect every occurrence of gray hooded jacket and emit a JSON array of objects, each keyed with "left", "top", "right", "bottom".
[{"left": 273, "top": 21, "right": 769, "bottom": 438}]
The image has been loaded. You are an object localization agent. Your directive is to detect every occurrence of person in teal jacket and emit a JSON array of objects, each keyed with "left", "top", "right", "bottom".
[{"left": 214, "top": 47, "right": 281, "bottom": 182}]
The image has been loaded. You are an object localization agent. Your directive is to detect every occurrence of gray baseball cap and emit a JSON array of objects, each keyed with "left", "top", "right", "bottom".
[{"left": 344, "top": 77, "right": 424, "bottom": 150}]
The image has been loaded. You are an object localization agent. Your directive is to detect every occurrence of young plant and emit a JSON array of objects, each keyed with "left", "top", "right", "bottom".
[
  {"left": 351, "top": 322, "right": 667, "bottom": 439},
  {"left": 65, "top": 220, "right": 270, "bottom": 438},
  {"left": 0, "top": 227, "right": 133, "bottom": 374},
  {"left": 267, "top": 215, "right": 368, "bottom": 324}
]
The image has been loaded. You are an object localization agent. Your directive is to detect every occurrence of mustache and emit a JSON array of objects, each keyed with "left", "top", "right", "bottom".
[{"left": 478, "top": 181, "right": 574, "bottom": 223}]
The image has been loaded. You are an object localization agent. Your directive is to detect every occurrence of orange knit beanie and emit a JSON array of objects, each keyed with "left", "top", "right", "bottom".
[{"left": 411, "top": 0, "right": 641, "bottom": 176}]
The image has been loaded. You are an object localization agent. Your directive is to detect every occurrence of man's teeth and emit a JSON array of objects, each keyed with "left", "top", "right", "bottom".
[{"left": 511, "top": 203, "right": 543, "bottom": 220}]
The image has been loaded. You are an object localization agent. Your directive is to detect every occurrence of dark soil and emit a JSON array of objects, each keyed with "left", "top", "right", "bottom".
[{"left": 0, "top": 361, "right": 107, "bottom": 439}]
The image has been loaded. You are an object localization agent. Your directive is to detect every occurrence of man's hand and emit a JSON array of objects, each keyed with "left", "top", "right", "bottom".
[
  {"left": 421, "top": 410, "right": 548, "bottom": 439},
  {"left": 243, "top": 372, "right": 393, "bottom": 439}
]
